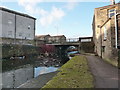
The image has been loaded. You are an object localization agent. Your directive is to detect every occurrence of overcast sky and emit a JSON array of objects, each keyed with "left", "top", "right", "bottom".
[{"left": 1, "top": 0, "right": 120, "bottom": 38}]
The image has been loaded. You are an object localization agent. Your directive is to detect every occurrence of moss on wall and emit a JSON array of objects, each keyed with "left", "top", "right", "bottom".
[{"left": 1, "top": 44, "right": 41, "bottom": 58}]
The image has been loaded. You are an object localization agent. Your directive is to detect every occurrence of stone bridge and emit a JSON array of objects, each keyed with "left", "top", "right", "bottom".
[{"left": 46, "top": 37, "right": 94, "bottom": 54}]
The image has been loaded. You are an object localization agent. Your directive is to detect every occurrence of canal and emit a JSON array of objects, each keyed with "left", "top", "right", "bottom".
[
  {"left": 1, "top": 56, "right": 65, "bottom": 88},
  {"left": 1, "top": 45, "right": 78, "bottom": 88}
]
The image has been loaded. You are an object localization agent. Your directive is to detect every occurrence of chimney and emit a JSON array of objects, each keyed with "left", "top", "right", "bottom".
[{"left": 111, "top": 0, "right": 115, "bottom": 5}]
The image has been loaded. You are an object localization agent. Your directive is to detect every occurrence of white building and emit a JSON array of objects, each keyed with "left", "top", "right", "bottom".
[{"left": 0, "top": 7, "right": 36, "bottom": 45}]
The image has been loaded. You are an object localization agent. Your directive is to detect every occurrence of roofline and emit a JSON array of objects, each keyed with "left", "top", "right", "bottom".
[
  {"left": 0, "top": 7, "right": 36, "bottom": 20},
  {"left": 95, "top": 3, "right": 120, "bottom": 10},
  {"left": 36, "top": 34, "right": 50, "bottom": 37},
  {"left": 79, "top": 37, "right": 93, "bottom": 39},
  {"left": 51, "top": 35, "right": 65, "bottom": 37}
]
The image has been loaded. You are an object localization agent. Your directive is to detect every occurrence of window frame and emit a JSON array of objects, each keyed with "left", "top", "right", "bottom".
[{"left": 108, "top": 9, "right": 115, "bottom": 18}]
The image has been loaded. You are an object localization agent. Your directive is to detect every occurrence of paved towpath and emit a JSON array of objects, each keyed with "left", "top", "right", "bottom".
[{"left": 86, "top": 55, "right": 119, "bottom": 88}]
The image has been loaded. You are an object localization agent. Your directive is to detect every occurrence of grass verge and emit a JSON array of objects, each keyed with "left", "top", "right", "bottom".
[
  {"left": 103, "top": 58, "right": 118, "bottom": 67},
  {"left": 42, "top": 56, "right": 94, "bottom": 88}
]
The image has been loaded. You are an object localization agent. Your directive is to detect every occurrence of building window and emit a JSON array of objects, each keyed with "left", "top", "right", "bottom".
[
  {"left": 8, "top": 20, "right": 12, "bottom": 25},
  {"left": 81, "top": 39, "right": 91, "bottom": 42},
  {"left": 103, "top": 26, "right": 107, "bottom": 40},
  {"left": 108, "top": 9, "right": 115, "bottom": 18},
  {"left": 28, "top": 25, "right": 31, "bottom": 29}
]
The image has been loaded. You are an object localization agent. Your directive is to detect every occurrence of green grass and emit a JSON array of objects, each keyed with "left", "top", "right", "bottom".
[
  {"left": 103, "top": 58, "right": 118, "bottom": 67},
  {"left": 42, "top": 56, "right": 94, "bottom": 88}
]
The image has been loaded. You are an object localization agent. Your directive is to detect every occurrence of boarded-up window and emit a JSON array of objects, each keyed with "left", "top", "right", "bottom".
[{"left": 104, "top": 26, "right": 107, "bottom": 40}]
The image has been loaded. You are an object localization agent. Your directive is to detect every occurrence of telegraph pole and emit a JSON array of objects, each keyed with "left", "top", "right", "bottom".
[
  {"left": 55, "top": 24, "right": 59, "bottom": 36},
  {"left": 110, "top": 0, "right": 115, "bottom": 5}
]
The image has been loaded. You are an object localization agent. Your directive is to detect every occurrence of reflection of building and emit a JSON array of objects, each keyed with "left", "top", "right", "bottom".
[
  {"left": 0, "top": 7, "right": 36, "bottom": 45},
  {"left": 2, "top": 65, "right": 34, "bottom": 88},
  {"left": 92, "top": 2, "right": 120, "bottom": 60}
]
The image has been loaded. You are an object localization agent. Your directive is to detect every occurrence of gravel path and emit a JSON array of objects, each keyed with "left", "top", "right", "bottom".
[{"left": 86, "top": 55, "right": 118, "bottom": 88}]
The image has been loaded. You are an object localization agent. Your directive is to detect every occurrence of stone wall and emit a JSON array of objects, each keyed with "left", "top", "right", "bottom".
[
  {"left": 80, "top": 42, "right": 94, "bottom": 53},
  {"left": 0, "top": 38, "right": 35, "bottom": 46},
  {"left": 1, "top": 44, "right": 41, "bottom": 59},
  {"left": 101, "top": 19, "right": 118, "bottom": 60},
  {"left": 93, "top": 4, "right": 119, "bottom": 60}
]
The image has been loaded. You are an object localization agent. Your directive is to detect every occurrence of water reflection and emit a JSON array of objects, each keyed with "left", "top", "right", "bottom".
[
  {"left": 2, "top": 65, "right": 34, "bottom": 88},
  {"left": 2, "top": 63, "right": 59, "bottom": 88},
  {"left": 34, "top": 67, "right": 58, "bottom": 78}
]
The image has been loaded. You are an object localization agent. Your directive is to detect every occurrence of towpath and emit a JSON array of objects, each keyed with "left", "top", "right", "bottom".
[{"left": 86, "top": 55, "right": 118, "bottom": 88}]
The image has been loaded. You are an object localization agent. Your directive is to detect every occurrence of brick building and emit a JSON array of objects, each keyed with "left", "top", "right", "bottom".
[
  {"left": 0, "top": 7, "right": 36, "bottom": 45},
  {"left": 92, "top": 2, "right": 120, "bottom": 60}
]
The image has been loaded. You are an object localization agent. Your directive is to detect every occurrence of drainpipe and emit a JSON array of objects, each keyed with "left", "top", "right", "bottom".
[
  {"left": 14, "top": 14, "right": 16, "bottom": 45},
  {"left": 115, "top": 10, "right": 118, "bottom": 49},
  {"left": 110, "top": 0, "right": 115, "bottom": 5},
  {"left": 100, "top": 27, "right": 102, "bottom": 58},
  {"left": 97, "top": 25, "right": 102, "bottom": 58}
]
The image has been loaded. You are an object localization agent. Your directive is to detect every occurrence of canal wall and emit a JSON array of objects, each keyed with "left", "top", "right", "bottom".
[{"left": 1, "top": 44, "right": 41, "bottom": 59}]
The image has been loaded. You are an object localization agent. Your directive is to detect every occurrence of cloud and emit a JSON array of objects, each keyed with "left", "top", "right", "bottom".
[
  {"left": 39, "top": 6, "right": 65, "bottom": 27},
  {"left": 18, "top": 0, "right": 43, "bottom": 15},
  {"left": 39, "top": 9, "right": 48, "bottom": 16},
  {"left": 65, "top": 2, "right": 78, "bottom": 10},
  {"left": 18, "top": 0, "right": 65, "bottom": 26}
]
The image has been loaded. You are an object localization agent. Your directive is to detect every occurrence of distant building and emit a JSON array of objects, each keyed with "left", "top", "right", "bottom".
[
  {"left": 35, "top": 35, "right": 66, "bottom": 45},
  {"left": 0, "top": 7, "right": 36, "bottom": 45},
  {"left": 92, "top": 3, "right": 120, "bottom": 60},
  {"left": 35, "top": 34, "right": 50, "bottom": 44},
  {"left": 48, "top": 35, "right": 66, "bottom": 44},
  {"left": 35, "top": 35, "right": 50, "bottom": 46}
]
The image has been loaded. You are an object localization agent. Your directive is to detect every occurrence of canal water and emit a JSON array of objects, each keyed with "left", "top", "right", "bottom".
[
  {"left": 2, "top": 58, "right": 60, "bottom": 88},
  {"left": 34, "top": 66, "right": 58, "bottom": 78}
]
